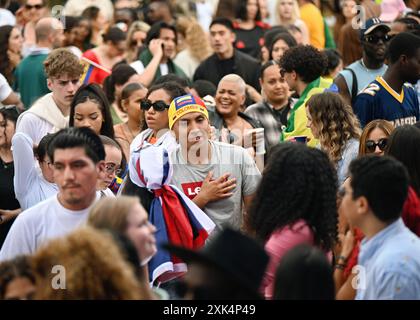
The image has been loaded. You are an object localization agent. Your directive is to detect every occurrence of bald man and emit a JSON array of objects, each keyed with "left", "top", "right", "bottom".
[{"left": 16, "top": 17, "right": 65, "bottom": 109}]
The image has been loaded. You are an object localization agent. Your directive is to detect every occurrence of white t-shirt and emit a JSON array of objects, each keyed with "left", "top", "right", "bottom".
[
  {"left": 0, "top": 193, "right": 99, "bottom": 261},
  {"left": 170, "top": 141, "right": 261, "bottom": 231},
  {"left": 0, "top": 73, "right": 12, "bottom": 102},
  {"left": 12, "top": 132, "right": 59, "bottom": 210}
]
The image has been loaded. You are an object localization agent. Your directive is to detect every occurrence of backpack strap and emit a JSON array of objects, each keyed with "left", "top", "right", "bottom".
[{"left": 343, "top": 67, "right": 358, "bottom": 107}]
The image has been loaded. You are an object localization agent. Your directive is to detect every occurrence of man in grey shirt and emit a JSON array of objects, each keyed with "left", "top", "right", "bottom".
[{"left": 168, "top": 93, "right": 261, "bottom": 232}]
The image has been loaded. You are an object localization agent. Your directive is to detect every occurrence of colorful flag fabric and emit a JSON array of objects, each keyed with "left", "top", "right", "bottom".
[
  {"left": 129, "top": 142, "right": 216, "bottom": 285},
  {"left": 79, "top": 57, "right": 111, "bottom": 85}
]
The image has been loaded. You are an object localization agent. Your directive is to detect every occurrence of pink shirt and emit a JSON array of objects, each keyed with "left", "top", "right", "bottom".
[{"left": 262, "top": 219, "right": 314, "bottom": 299}]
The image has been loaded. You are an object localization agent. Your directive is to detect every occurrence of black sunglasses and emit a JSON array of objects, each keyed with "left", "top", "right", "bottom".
[
  {"left": 364, "top": 34, "right": 391, "bottom": 44},
  {"left": 366, "top": 138, "right": 388, "bottom": 153},
  {"left": 140, "top": 99, "right": 169, "bottom": 112},
  {"left": 25, "top": 4, "right": 44, "bottom": 10}
]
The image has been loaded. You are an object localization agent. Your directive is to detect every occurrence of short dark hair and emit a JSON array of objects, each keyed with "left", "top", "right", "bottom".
[
  {"left": 35, "top": 133, "right": 55, "bottom": 161},
  {"left": 263, "top": 26, "right": 289, "bottom": 50},
  {"left": 235, "top": 0, "right": 261, "bottom": 21},
  {"left": 82, "top": 6, "right": 100, "bottom": 21},
  {"left": 191, "top": 80, "right": 217, "bottom": 98},
  {"left": 69, "top": 83, "right": 115, "bottom": 139},
  {"left": 209, "top": 17, "right": 234, "bottom": 32},
  {"left": 349, "top": 155, "right": 409, "bottom": 222},
  {"left": 279, "top": 45, "right": 328, "bottom": 83},
  {"left": 146, "top": 81, "right": 187, "bottom": 102},
  {"left": 47, "top": 127, "right": 105, "bottom": 164},
  {"left": 103, "top": 63, "right": 138, "bottom": 104},
  {"left": 102, "top": 26, "right": 126, "bottom": 44},
  {"left": 153, "top": 73, "right": 190, "bottom": 89},
  {"left": 322, "top": 49, "right": 342, "bottom": 76},
  {"left": 144, "top": 21, "right": 177, "bottom": 46},
  {"left": 387, "top": 32, "right": 420, "bottom": 64},
  {"left": 273, "top": 244, "right": 334, "bottom": 300},
  {"left": 269, "top": 32, "right": 297, "bottom": 60},
  {"left": 385, "top": 125, "right": 420, "bottom": 197}
]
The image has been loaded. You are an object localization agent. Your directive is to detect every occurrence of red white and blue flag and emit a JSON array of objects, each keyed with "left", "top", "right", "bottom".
[{"left": 129, "top": 143, "right": 215, "bottom": 284}]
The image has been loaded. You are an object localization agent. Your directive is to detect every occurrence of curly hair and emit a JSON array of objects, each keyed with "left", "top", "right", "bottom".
[
  {"left": 0, "top": 256, "right": 35, "bottom": 299},
  {"left": 247, "top": 143, "right": 338, "bottom": 251},
  {"left": 306, "top": 92, "right": 361, "bottom": 164},
  {"left": 279, "top": 45, "right": 328, "bottom": 83},
  {"left": 359, "top": 119, "right": 394, "bottom": 156},
  {"left": 183, "top": 19, "right": 212, "bottom": 62},
  {"left": 0, "top": 25, "right": 14, "bottom": 84},
  {"left": 44, "top": 48, "right": 84, "bottom": 79},
  {"left": 31, "top": 226, "right": 144, "bottom": 299}
]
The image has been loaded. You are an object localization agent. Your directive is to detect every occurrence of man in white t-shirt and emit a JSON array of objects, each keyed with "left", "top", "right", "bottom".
[
  {"left": 0, "top": 127, "right": 106, "bottom": 261},
  {"left": 167, "top": 94, "right": 261, "bottom": 232},
  {"left": 16, "top": 48, "right": 84, "bottom": 145}
]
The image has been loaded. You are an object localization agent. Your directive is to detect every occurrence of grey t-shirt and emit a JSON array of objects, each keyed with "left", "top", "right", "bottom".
[{"left": 170, "top": 141, "right": 261, "bottom": 231}]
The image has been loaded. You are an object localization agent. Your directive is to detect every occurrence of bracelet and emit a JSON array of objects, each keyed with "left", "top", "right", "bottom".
[{"left": 335, "top": 263, "right": 346, "bottom": 270}]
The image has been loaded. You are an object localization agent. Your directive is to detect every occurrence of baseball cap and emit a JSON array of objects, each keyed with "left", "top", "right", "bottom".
[{"left": 360, "top": 18, "right": 391, "bottom": 40}]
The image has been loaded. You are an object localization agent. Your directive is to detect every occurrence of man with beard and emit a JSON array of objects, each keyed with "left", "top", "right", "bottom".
[
  {"left": 16, "top": 49, "right": 84, "bottom": 144},
  {"left": 334, "top": 18, "right": 390, "bottom": 107},
  {"left": 0, "top": 127, "right": 105, "bottom": 261},
  {"left": 354, "top": 32, "right": 420, "bottom": 128}
]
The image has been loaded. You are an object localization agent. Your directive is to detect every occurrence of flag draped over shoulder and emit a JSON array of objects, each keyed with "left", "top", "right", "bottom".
[
  {"left": 79, "top": 56, "right": 111, "bottom": 85},
  {"left": 129, "top": 142, "right": 215, "bottom": 285}
]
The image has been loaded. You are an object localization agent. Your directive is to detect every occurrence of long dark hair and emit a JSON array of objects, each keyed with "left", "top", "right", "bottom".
[
  {"left": 235, "top": 0, "right": 261, "bottom": 21},
  {"left": 69, "top": 83, "right": 115, "bottom": 139},
  {"left": 247, "top": 143, "right": 338, "bottom": 251},
  {"left": 0, "top": 25, "right": 14, "bottom": 84},
  {"left": 385, "top": 125, "right": 420, "bottom": 197},
  {"left": 102, "top": 63, "right": 137, "bottom": 104}
]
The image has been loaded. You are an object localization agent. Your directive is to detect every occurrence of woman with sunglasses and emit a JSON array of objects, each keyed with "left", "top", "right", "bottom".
[
  {"left": 22, "top": 0, "right": 48, "bottom": 52},
  {"left": 69, "top": 83, "right": 115, "bottom": 139},
  {"left": 359, "top": 119, "right": 394, "bottom": 156},
  {"left": 122, "top": 82, "right": 186, "bottom": 212},
  {"left": 130, "top": 82, "right": 186, "bottom": 151}
]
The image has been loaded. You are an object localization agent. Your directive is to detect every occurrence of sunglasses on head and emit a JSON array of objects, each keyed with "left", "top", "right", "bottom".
[
  {"left": 365, "top": 138, "right": 388, "bottom": 153},
  {"left": 25, "top": 4, "right": 44, "bottom": 10},
  {"left": 140, "top": 99, "right": 169, "bottom": 112},
  {"left": 364, "top": 34, "right": 391, "bottom": 44}
]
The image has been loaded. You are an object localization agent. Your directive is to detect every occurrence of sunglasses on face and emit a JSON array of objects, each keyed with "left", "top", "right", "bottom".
[
  {"left": 140, "top": 99, "right": 169, "bottom": 112},
  {"left": 25, "top": 4, "right": 44, "bottom": 10},
  {"left": 364, "top": 34, "right": 391, "bottom": 44},
  {"left": 365, "top": 138, "right": 388, "bottom": 153}
]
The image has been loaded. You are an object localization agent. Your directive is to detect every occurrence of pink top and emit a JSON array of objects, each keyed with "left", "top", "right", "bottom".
[{"left": 262, "top": 219, "right": 314, "bottom": 299}]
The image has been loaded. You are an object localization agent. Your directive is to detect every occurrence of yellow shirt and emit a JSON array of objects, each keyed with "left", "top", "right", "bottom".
[{"left": 300, "top": 3, "right": 325, "bottom": 49}]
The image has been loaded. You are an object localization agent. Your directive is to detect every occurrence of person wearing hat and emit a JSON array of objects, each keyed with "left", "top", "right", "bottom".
[
  {"left": 354, "top": 32, "right": 420, "bottom": 128},
  {"left": 163, "top": 227, "right": 269, "bottom": 300},
  {"left": 167, "top": 93, "right": 261, "bottom": 232},
  {"left": 334, "top": 18, "right": 390, "bottom": 107}
]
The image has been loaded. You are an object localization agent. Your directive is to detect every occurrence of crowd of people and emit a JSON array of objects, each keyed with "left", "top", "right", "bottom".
[{"left": 0, "top": 0, "right": 420, "bottom": 301}]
